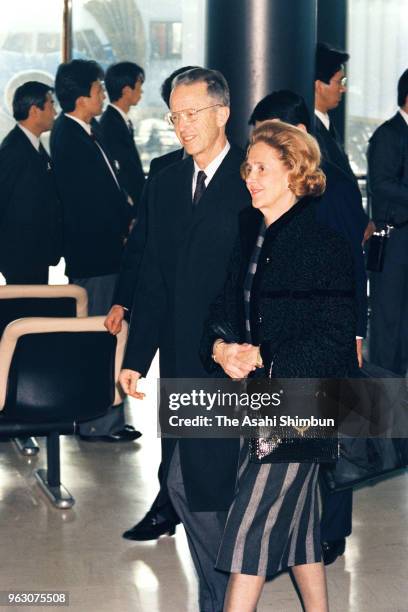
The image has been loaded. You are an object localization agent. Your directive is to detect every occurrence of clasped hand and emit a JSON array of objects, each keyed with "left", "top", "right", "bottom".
[{"left": 214, "top": 341, "right": 261, "bottom": 379}]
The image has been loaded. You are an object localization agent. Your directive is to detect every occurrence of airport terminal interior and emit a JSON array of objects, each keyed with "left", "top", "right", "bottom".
[
  {"left": 1, "top": 357, "right": 408, "bottom": 611},
  {"left": 0, "top": 1, "right": 408, "bottom": 611}
]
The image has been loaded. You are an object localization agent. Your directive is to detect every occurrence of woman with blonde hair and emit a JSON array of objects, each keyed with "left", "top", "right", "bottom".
[{"left": 202, "top": 120, "right": 358, "bottom": 611}]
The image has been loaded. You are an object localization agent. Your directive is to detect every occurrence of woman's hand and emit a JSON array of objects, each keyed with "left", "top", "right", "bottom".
[{"left": 213, "top": 340, "right": 261, "bottom": 379}]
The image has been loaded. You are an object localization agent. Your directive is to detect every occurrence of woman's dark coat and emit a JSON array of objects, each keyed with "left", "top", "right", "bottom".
[{"left": 202, "top": 197, "right": 358, "bottom": 379}]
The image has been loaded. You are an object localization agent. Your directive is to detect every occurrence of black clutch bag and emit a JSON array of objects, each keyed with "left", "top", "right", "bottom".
[{"left": 248, "top": 376, "right": 339, "bottom": 464}]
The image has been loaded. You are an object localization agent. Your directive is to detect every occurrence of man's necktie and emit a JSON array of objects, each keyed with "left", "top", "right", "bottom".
[
  {"left": 193, "top": 171, "right": 207, "bottom": 207},
  {"left": 127, "top": 119, "right": 134, "bottom": 138}
]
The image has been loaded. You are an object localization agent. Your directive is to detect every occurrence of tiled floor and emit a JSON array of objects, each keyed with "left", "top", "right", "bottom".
[{"left": 0, "top": 354, "right": 407, "bottom": 612}]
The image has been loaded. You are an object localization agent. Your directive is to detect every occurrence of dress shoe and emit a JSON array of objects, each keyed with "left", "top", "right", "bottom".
[
  {"left": 322, "top": 538, "right": 346, "bottom": 565},
  {"left": 79, "top": 425, "right": 142, "bottom": 443},
  {"left": 123, "top": 512, "right": 177, "bottom": 541}
]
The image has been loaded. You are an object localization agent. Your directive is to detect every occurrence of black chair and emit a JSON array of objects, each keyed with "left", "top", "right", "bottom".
[
  {"left": 0, "top": 285, "right": 88, "bottom": 455},
  {"left": 0, "top": 316, "right": 127, "bottom": 508}
]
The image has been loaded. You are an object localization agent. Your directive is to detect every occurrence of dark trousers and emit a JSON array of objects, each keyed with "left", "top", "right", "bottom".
[
  {"left": 150, "top": 439, "right": 180, "bottom": 523},
  {"left": 70, "top": 273, "right": 125, "bottom": 436},
  {"left": 319, "top": 480, "right": 353, "bottom": 542},
  {"left": 167, "top": 444, "right": 228, "bottom": 612},
  {"left": 369, "top": 262, "right": 408, "bottom": 376},
  {"left": 4, "top": 267, "right": 49, "bottom": 284}
]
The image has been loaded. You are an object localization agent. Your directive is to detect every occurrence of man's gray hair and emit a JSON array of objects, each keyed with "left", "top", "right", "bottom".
[{"left": 172, "top": 67, "right": 230, "bottom": 106}]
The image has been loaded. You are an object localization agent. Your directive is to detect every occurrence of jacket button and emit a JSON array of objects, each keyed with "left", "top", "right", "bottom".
[
  {"left": 257, "top": 314, "right": 263, "bottom": 323},
  {"left": 265, "top": 256, "right": 271, "bottom": 263}
]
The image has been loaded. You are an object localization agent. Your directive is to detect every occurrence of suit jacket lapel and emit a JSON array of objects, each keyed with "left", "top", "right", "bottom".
[{"left": 186, "top": 148, "right": 238, "bottom": 231}]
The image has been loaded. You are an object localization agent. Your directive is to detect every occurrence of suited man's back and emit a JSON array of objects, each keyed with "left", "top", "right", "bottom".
[
  {"left": 314, "top": 116, "right": 357, "bottom": 182},
  {"left": 367, "top": 110, "right": 408, "bottom": 375},
  {"left": 50, "top": 113, "right": 130, "bottom": 279},
  {"left": 0, "top": 126, "right": 61, "bottom": 280}
]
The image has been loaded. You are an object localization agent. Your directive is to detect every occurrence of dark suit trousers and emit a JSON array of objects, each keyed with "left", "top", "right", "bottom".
[
  {"left": 4, "top": 267, "right": 49, "bottom": 284},
  {"left": 150, "top": 439, "right": 180, "bottom": 523},
  {"left": 70, "top": 273, "right": 126, "bottom": 436},
  {"left": 167, "top": 443, "right": 228, "bottom": 612},
  {"left": 369, "top": 261, "right": 408, "bottom": 376},
  {"left": 319, "top": 479, "right": 353, "bottom": 541}
]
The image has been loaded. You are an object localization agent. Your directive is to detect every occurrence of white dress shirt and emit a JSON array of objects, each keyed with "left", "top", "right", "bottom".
[
  {"left": 109, "top": 103, "right": 129, "bottom": 125},
  {"left": 17, "top": 124, "right": 40, "bottom": 151},
  {"left": 192, "top": 141, "right": 231, "bottom": 197},
  {"left": 315, "top": 109, "right": 330, "bottom": 131}
]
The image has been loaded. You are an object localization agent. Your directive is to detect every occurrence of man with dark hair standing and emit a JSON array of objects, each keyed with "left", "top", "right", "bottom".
[
  {"left": 249, "top": 89, "right": 368, "bottom": 566},
  {"left": 119, "top": 67, "right": 251, "bottom": 611},
  {"left": 367, "top": 69, "right": 408, "bottom": 376},
  {"left": 99, "top": 61, "right": 145, "bottom": 217},
  {"left": 314, "top": 42, "right": 355, "bottom": 181},
  {"left": 0, "top": 81, "right": 61, "bottom": 284},
  {"left": 51, "top": 59, "right": 139, "bottom": 442}
]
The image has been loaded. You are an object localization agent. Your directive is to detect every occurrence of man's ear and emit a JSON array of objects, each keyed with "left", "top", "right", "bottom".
[
  {"left": 314, "top": 80, "right": 324, "bottom": 105},
  {"left": 28, "top": 104, "right": 40, "bottom": 121},
  {"left": 296, "top": 123, "right": 308, "bottom": 133},
  {"left": 216, "top": 105, "right": 230, "bottom": 127}
]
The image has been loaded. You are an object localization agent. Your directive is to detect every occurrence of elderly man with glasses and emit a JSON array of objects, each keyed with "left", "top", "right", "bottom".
[{"left": 119, "top": 67, "right": 251, "bottom": 612}]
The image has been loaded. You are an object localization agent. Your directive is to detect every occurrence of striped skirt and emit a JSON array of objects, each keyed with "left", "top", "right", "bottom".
[{"left": 215, "top": 442, "right": 321, "bottom": 577}]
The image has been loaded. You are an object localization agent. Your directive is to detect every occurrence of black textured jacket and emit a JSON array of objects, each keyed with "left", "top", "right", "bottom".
[{"left": 202, "top": 197, "right": 358, "bottom": 378}]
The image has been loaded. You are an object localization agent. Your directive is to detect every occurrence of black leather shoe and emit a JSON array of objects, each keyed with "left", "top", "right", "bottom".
[
  {"left": 123, "top": 512, "right": 177, "bottom": 541},
  {"left": 322, "top": 538, "right": 346, "bottom": 566},
  {"left": 79, "top": 425, "right": 142, "bottom": 443}
]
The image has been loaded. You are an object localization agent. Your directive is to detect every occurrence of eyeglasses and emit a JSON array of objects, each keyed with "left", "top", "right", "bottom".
[
  {"left": 331, "top": 76, "right": 347, "bottom": 88},
  {"left": 166, "top": 104, "right": 222, "bottom": 126}
]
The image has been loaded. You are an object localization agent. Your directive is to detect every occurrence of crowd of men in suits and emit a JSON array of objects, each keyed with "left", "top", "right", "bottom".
[{"left": 0, "top": 43, "right": 407, "bottom": 610}]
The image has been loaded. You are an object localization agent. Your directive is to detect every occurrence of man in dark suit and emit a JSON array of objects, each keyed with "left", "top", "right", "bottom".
[
  {"left": 99, "top": 62, "right": 145, "bottom": 217},
  {"left": 314, "top": 43, "right": 355, "bottom": 181},
  {"left": 367, "top": 69, "right": 408, "bottom": 376},
  {"left": 248, "top": 89, "right": 367, "bottom": 566},
  {"left": 119, "top": 68, "right": 251, "bottom": 611},
  {"left": 51, "top": 59, "right": 140, "bottom": 442},
  {"left": 0, "top": 81, "right": 61, "bottom": 284},
  {"left": 104, "top": 65, "right": 197, "bottom": 341}
]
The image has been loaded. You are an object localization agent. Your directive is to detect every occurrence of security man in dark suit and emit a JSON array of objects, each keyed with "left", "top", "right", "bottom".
[
  {"left": 50, "top": 59, "right": 140, "bottom": 442},
  {"left": 248, "top": 89, "right": 366, "bottom": 566},
  {"left": 0, "top": 81, "right": 61, "bottom": 284},
  {"left": 367, "top": 69, "right": 408, "bottom": 376},
  {"left": 99, "top": 62, "right": 145, "bottom": 217},
  {"left": 119, "top": 68, "right": 251, "bottom": 612},
  {"left": 314, "top": 43, "right": 355, "bottom": 181}
]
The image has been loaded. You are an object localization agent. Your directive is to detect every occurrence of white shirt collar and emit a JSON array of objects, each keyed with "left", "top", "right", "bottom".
[
  {"left": 17, "top": 124, "right": 40, "bottom": 151},
  {"left": 192, "top": 141, "right": 231, "bottom": 193},
  {"left": 109, "top": 103, "right": 129, "bottom": 123},
  {"left": 399, "top": 108, "right": 408, "bottom": 126},
  {"left": 315, "top": 109, "right": 330, "bottom": 131},
  {"left": 65, "top": 113, "right": 92, "bottom": 135}
]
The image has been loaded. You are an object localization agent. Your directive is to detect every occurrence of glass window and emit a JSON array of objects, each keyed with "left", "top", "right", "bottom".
[
  {"left": 72, "top": 0, "right": 206, "bottom": 171},
  {"left": 346, "top": 0, "right": 408, "bottom": 175},
  {"left": 0, "top": 0, "right": 63, "bottom": 144},
  {"left": 150, "top": 22, "right": 182, "bottom": 60}
]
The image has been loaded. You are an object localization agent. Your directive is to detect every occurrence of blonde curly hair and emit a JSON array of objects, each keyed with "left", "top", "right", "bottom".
[{"left": 242, "top": 120, "right": 326, "bottom": 197}]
